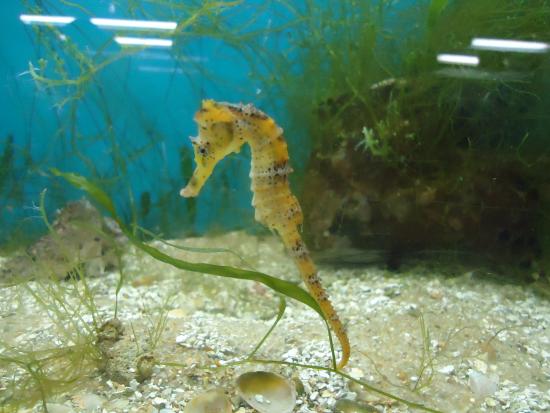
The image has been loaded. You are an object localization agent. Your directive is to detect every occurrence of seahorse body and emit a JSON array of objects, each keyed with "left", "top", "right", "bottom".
[{"left": 180, "top": 99, "right": 350, "bottom": 368}]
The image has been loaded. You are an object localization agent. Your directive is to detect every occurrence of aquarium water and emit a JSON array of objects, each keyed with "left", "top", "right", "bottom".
[{"left": 1, "top": 1, "right": 549, "bottom": 412}]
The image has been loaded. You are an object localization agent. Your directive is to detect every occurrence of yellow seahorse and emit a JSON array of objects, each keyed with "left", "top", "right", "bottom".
[{"left": 180, "top": 99, "right": 350, "bottom": 368}]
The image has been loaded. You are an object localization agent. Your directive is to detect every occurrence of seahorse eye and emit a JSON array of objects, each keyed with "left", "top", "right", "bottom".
[{"left": 198, "top": 146, "right": 208, "bottom": 156}]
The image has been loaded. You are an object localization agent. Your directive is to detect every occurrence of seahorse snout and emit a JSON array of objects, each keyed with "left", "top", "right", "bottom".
[{"left": 179, "top": 185, "right": 198, "bottom": 198}]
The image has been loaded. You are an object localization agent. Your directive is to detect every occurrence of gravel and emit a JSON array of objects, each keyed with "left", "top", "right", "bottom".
[{"left": 1, "top": 231, "right": 549, "bottom": 413}]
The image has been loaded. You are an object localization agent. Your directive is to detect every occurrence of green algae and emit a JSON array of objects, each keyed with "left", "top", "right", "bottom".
[{"left": 265, "top": 0, "right": 550, "bottom": 280}]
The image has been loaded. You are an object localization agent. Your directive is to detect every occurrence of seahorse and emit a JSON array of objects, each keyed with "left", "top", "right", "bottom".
[{"left": 180, "top": 99, "right": 350, "bottom": 369}]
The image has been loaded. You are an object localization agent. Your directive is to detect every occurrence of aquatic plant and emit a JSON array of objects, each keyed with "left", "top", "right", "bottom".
[
  {"left": 0, "top": 135, "right": 14, "bottom": 192},
  {"left": 7, "top": 0, "right": 296, "bottom": 244},
  {"left": 4, "top": 1, "right": 547, "bottom": 411},
  {"left": 52, "top": 169, "right": 444, "bottom": 412},
  {"left": 0, "top": 193, "right": 119, "bottom": 410},
  {"left": 10, "top": 0, "right": 550, "bottom": 268},
  {"left": 266, "top": 0, "right": 550, "bottom": 278},
  {"left": 51, "top": 169, "right": 325, "bottom": 316},
  {"left": 0, "top": 342, "right": 102, "bottom": 412},
  {"left": 0, "top": 280, "right": 103, "bottom": 409}
]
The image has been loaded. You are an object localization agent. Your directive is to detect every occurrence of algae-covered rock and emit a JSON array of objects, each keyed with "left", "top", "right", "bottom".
[{"left": 1, "top": 199, "right": 126, "bottom": 283}]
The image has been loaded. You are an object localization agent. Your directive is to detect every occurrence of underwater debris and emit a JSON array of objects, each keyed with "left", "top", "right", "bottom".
[
  {"left": 236, "top": 371, "right": 296, "bottom": 413},
  {"left": 334, "top": 399, "right": 378, "bottom": 413},
  {"left": 135, "top": 353, "right": 156, "bottom": 383},
  {"left": 290, "top": 375, "right": 305, "bottom": 396},
  {"left": 97, "top": 318, "right": 124, "bottom": 344},
  {"left": 184, "top": 389, "right": 232, "bottom": 413},
  {"left": 469, "top": 370, "right": 499, "bottom": 400},
  {"left": 72, "top": 393, "right": 106, "bottom": 411},
  {"left": 94, "top": 314, "right": 163, "bottom": 386},
  {"left": 180, "top": 99, "right": 350, "bottom": 368},
  {"left": 0, "top": 199, "right": 126, "bottom": 283}
]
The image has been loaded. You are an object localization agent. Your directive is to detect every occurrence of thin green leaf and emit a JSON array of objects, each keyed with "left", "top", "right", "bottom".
[
  {"left": 136, "top": 225, "right": 255, "bottom": 270},
  {"left": 50, "top": 169, "right": 116, "bottom": 216},
  {"left": 246, "top": 296, "right": 286, "bottom": 360},
  {"left": 52, "top": 169, "right": 324, "bottom": 317}
]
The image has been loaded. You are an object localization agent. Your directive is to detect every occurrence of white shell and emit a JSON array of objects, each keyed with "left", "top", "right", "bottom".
[{"left": 236, "top": 371, "right": 296, "bottom": 413}]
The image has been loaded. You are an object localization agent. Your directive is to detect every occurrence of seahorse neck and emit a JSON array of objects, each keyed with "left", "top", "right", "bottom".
[
  {"left": 247, "top": 140, "right": 291, "bottom": 183},
  {"left": 246, "top": 133, "right": 275, "bottom": 154}
]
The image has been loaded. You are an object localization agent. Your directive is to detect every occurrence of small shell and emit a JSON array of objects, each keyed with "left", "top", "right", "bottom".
[
  {"left": 184, "top": 389, "right": 232, "bottom": 413},
  {"left": 135, "top": 353, "right": 155, "bottom": 383},
  {"left": 236, "top": 371, "right": 296, "bottom": 413}
]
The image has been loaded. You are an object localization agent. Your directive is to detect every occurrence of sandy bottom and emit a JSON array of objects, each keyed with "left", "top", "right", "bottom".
[{"left": 1, "top": 231, "right": 549, "bottom": 413}]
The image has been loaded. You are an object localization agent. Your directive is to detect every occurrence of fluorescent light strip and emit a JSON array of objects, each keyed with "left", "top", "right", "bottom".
[
  {"left": 20, "top": 14, "right": 75, "bottom": 26},
  {"left": 91, "top": 18, "right": 177, "bottom": 31},
  {"left": 114, "top": 36, "right": 173, "bottom": 47},
  {"left": 471, "top": 37, "right": 549, "bottom": 53},
  {"left": 437, "top": 53, "right": 480, "bottom": 66}
]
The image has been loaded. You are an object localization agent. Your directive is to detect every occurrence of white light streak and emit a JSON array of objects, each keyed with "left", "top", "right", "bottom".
[
  {"left": 114, "top": 36, "right": 173, "bottom": 48},
  {"left": 437, "top": 53, "right": 480, "bottom": 66},
  {"left": 20, "top": 14, "right": 75, "bottom": 26},
  {"left": 471, "top": 38, "right": 549, "bottom": 53},
  {"left": 91, "top": 18, "right": 177, "bottom": 31}
]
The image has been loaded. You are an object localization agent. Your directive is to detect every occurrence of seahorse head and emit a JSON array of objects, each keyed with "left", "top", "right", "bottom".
[{"left": 180, "top": 100, "right": 242, "bottom": 198}]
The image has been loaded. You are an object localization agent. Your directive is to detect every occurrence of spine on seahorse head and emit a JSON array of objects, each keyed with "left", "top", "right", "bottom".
[{"left": 180, "top": 99, "right": 350, "bottom": 368}]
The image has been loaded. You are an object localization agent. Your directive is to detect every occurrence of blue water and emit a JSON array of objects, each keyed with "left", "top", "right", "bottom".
[{"left": 0, "top": 0, "right": 425, "bottom": 244}]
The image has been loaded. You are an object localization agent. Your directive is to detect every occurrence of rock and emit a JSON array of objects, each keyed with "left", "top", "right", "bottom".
[
  {"left": 45, "top": 403, "right": 74, "bottom": 413},
  {"left": 1, "top": 199, "right": 126, "bottom": 282}
]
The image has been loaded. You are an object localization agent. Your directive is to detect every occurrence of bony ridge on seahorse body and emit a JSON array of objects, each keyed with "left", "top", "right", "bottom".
[{"left": 180, "top": 99, "right": 350, "bottom": 369}]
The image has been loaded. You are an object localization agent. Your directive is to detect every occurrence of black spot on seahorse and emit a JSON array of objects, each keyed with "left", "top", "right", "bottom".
[{"left": 290, "top": 240, "right": 308, "bottom": 258}]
